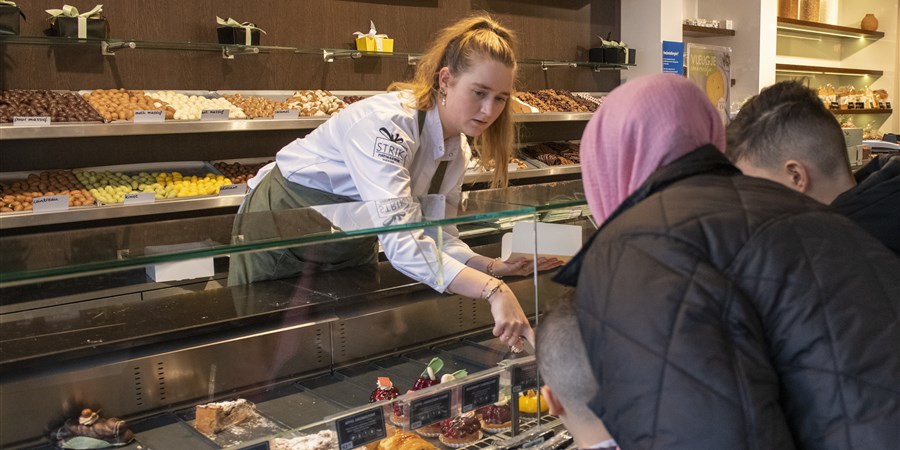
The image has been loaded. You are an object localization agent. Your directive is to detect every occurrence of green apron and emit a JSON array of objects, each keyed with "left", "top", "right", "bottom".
[{"left": 227, "top": 110, "right": 441, "bottom": 286}]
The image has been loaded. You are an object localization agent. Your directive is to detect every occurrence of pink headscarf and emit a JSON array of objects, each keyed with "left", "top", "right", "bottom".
[{"left": 581, "top": 73, "right": 726, "bottom": 224}]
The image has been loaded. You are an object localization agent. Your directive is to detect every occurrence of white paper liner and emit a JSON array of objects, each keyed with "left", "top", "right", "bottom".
[
  {"left": 416, "top": 425, "right": 442, "bottom": 438},
  {"left": 439, "top": 431, "right": 482, "bottom": 448},
  {"left": 390, "top": 413, "right": 406, "bottom": 427}
]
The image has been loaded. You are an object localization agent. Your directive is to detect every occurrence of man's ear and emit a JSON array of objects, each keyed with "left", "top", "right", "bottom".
[
  {"left": 784, "top": 160, "right": 810, "bottom": 193},
  {"left": 541, "top": 385, "right": 565, "bottom": 417}
]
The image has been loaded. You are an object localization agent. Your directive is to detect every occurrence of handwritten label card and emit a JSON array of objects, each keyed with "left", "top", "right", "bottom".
[
  {"left": 274, "top": 109, "right": 299, "bottom": 119},
  {"left": 124, "top": 192, "right": 156, "bottom": 205},
  {"left": 218, "top": 183, "right": 247, "bottom": 196},
  {"left": 13, "top": 117, "right": 51, "bottom": 127},
  {"left": 133, "top": 110, "right": 166, "bottom": 123},
  {"left": 32, "top": 195, "right": 69, "bottom": 212},
  {"left": 201, "top": 109, "right": 229, "bottom": 121}
]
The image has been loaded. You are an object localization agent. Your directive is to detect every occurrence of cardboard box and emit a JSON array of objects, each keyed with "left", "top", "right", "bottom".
[
  {"left": 51, "top": 16, "right": 108, "bottom": 39},
  {"left": 0, "top": 5, "right": 23, "bottom": 36},
  {"left": 355, "top": 36, "right": 394, "bottom": 53},
  {"left": 145, "top": 241, "right": 215, "bottom": 283},
  {"left": 217, "top": 26, "right": 260, "bottom": 46}
]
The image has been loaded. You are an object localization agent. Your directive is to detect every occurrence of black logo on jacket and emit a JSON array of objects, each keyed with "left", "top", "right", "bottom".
[{"left": 373, "top": 127, "right": 409, "bottom": 166}]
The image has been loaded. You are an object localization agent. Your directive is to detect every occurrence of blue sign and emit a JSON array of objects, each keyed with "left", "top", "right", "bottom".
[{"left": 662, "top": 41, "right": 685, "bottom": 75}]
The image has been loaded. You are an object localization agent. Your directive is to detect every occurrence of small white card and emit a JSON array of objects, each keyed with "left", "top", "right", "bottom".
[
  {"left": 508, "top": 162, "right": 520, "bottom": 172},
  {"left": 133, "top": 110, "right": 165, "bottom": 123},
  {"left": 124, "top": 192, "right": 156, "bottom": 205},
  {"left": 273, "top": 109, "right": 299, "bottom": 119},
  {"left": 32, "top": 194, "right": 69, "bottom": 212},
  {"left": 218, "top": 183, "right": 247, "bottom": 196},
  {"left": 201, "top": 109, "right": 229, "bottom": 121},
  {"left": 13, "top": 116, "right": 51, "bottom": 127}
]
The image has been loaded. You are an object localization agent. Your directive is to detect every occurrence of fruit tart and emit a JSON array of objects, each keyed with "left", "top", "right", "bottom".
[
  {"left": 438, "top": 415, "right": 482, "bottom": 448},
  {"left": 370, "top": 377, "right": 401, "bottom": 404},
  {"left": 391, "top": 357, "right": 444, "bottom": 425},
  {"left": 416, "top": 370, "right": 467, "bottom": 437},
  {"left": 518, "top": 389, "right": 549, "bottom": 415},
  {"left": 477, "top": 396, "right": 511, "bottom": 433}
]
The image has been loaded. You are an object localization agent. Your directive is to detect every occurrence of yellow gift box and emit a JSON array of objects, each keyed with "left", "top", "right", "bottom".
[{"left": 355, "top": 36, "right": 393, "bottom": 53}]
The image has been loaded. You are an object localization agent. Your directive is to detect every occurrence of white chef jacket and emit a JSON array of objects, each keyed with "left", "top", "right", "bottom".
[{"left": 250, "top": 91, "right": 477, "bottom": 292}]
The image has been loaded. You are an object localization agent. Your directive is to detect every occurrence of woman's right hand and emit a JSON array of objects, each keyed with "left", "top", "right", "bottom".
[{"left": 488, "top": 286, "right": 535, "bottom": 348}]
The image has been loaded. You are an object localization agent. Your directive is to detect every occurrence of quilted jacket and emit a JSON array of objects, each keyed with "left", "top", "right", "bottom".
[
  {"left": 555, "top": 145, "right": 900, "bottom": 450},
  {"left": 831, "top": 154, "right": 900, "bottom": 256}
]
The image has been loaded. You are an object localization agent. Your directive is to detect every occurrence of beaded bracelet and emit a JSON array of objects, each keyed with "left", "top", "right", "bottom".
[{"left": 486, "top": 257, "right": 503, "bottom": 279}]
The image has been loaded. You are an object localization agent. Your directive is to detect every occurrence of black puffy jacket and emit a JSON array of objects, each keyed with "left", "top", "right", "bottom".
[{"left": 555, "top": 146, "right": 900, "bottom": 450}]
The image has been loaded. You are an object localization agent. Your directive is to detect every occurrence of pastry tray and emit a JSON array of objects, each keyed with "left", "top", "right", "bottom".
[
  {"left": 74, "top": 161, "right": 224, "bottom": 205},
  {"left": 0, "top": 170, "right": 98, "bottom": 215}
]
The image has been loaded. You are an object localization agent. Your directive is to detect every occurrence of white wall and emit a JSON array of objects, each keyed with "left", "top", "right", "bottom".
[{"left": 621, "top": 0, "right": 684, "bottom": 81}]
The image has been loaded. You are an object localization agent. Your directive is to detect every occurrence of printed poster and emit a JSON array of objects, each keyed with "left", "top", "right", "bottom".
[
  {"left": 687, "top": 43, "right": 731, "bottom": 123},
  {"left": 662, "top": 41, "right": 684, "bottom": 75}
]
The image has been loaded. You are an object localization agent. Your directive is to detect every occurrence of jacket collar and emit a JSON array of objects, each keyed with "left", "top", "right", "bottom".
[{"left": 553, "top": 145, "right": 739, "bottom": 286}]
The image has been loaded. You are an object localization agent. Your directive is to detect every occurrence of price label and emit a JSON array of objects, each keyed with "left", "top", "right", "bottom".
[
  {"left": 201, "top": 109, "right": 229, "bottom": 121},
  {"left": 13, "top": 116, "right": 51, "bottom": 127},
  {"left": 239, "top": 442, "right": 270, "bottom": 450},
  {"left": 409, "top": 391, "right": 452, "bottom": 429},
  {"left": 32, "top": 194, "right": 69, "bottom": 212},
  {"left": 461, "top": 375, "right": 500, "bottom": 413},
  {"left": 508, "top": 162, "right": 520, "bottom": 172},
  {"left": 335, "top": 409, "right": 386, "bottom": 450},
  {"left": 133, "top": 110, "right": 165, "bottom": 123},
  {"left": 830, "top": 102, "right": 840, "bottom": 110},
  {"left": 511, "top": 361, "right": 539, "bottom": 394},
  {"left": 886, "top": 102, "right": 892, "bottom": 109},
  {"left": 879, "top": 102, "right": 887, "bottom": 109},
  {"left": 218, "top": 183, "right": 247, "bottom": 196},
  {"left": 855, "top": 102, "right": 866, "bottom": 110},
  {"left": 847, "top": 102, "right": 856, "bottom": 110},
  {"left": 124, "top": 192, "right": 156, "bottom": 205},
  {"left": 274, "top": 109, "right": 299, "bottom": 119}
]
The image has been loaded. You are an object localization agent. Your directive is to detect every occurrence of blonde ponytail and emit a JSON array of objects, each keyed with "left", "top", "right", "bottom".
[{"left": 389, "top": 14, "right": 518, "bottom": 188}]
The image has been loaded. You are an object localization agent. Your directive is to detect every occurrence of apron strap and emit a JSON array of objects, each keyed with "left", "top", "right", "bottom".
[{"left": 422, "top": 109, "right": 450, "bottom": 195}]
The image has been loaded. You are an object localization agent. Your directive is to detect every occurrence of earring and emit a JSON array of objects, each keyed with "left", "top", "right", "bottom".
[{"left": 440, "top": 88, "right": 447, "bottom": 107}]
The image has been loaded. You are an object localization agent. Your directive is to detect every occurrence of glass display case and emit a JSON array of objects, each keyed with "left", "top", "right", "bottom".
[{"left": 0, "top": 180, "right": 591, "bottom": 449}]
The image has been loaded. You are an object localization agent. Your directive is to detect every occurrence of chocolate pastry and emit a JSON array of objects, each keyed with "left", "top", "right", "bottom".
[
  {"left": 537, "top": 153, "right": 561, "bottom": 165},
  {"left": 52, "top": 408, "right": 134, "bottom": 448}
]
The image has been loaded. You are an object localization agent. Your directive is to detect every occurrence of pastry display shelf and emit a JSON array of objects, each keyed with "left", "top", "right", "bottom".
[
  {"left": 0, "top": 166, "right": 583, "bottom": 230},
  {"left": 0, "top": 113, "right": 596, "bottom": 140},
  {"left": 775, "top": 64, "right": 884, "bottom": 77},
  {"left": 831, "top": 109, "right": 893, "bottom": 115},
  {"left": 776, "top": 18, "right": 885, "bottom": 40},
  {"left": 682, "top": 25, "right": 736, "bottom": 38}
]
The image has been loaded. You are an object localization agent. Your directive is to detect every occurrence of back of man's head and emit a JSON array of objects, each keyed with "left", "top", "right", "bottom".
[
  {"left": 726, "top": 81, "right": 851, "bottom": 180},
  {"left": 537, "top": 294, "right": 598, "bottom": 419}
]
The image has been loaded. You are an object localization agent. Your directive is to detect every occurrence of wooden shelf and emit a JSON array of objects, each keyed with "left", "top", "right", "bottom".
[
  {"left": 683, "top": 25, "right": 736, "bottom": 38},
  {"left": 830, "top": 109, "right": 893, "bottom": 115},
  {"left": 776, "top": 64, "right": 883, "bottom": 77},
  {"left": 777, "top": 18, "right": 885, "bottom": 40}
]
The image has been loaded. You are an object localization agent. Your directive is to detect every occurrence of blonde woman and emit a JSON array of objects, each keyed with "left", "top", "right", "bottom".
[{"left": 231, "top": 15, "right": 559, "bottom": 347}]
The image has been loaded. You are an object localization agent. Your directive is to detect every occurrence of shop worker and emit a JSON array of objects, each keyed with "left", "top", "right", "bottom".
[
  {"left": 553, "top": 73, "right": 900, "bottom": 450},
  {"left": 726, "top": 80, "right": 900, "bottom": 255},
  {"left": 229, "top": 14, "right": 561, "bottom": 348},
  {"left": 537, "top": 295, "right": 617, "bottom": 450}
]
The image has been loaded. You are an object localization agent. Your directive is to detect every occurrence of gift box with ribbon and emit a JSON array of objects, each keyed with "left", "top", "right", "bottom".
[
  {"left": 0, "top": 1, "right": 26, "bottom": 35},
  {"left": 46, "top": 4, "right": 108, "bottom": 39},
  {"left": 588, "top": 36, "right": 635, "bottom": 65},
  {"left": 216, "top": 16, "right": 265, "bottom": 46},
  {"left": 353, "top": 20, "right": 393, "bottom": 53}
]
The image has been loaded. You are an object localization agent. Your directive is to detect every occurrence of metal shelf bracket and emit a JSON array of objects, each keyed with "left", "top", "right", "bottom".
[
  {"left": 408, "top": 55, "right": 421, "bottom": 66},
  {"left": 540, "top": 61, "right": 578, "bottom": 71},
  {"left": 222, "top": 46, "right": 260, "bottom": 59},
  {"left": 101, "top": 41, "right": 135, "bottom": 56}
]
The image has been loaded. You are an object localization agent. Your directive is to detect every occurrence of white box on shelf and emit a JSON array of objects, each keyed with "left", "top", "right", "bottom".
[
  {"left": 500, "top": 221, "right": 582, "bottom": 263},
  {"left": 145, "top": 241, "right": 215, "bottom": 282}
]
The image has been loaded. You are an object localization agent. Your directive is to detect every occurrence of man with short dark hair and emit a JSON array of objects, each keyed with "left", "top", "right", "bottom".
[
  {"left": 537, "top": 296, "right": 617, "bottom": 450},
  {"left": 726, "top": 80, "right": 899, "bottom": 254}
]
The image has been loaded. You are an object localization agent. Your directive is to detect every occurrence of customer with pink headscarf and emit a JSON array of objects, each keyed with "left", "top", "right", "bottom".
[{"left": 553, "top": 74, "right": 900, "bottom": 450}]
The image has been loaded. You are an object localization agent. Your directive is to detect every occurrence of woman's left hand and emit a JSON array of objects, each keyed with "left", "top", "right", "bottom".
[{"left": 493, "top": 256, "right": 564, "bottom": 277}]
